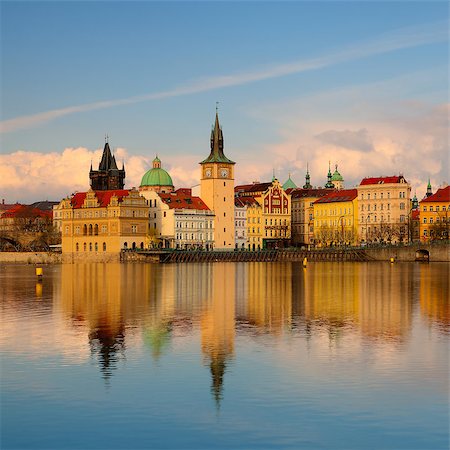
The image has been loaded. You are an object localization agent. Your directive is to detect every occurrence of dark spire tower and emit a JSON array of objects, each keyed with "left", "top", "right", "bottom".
[
  {"left": 426, "top": 178, "right": 433, "bottom": 198},
  {"left": 303, "top": 163, "right": 312, "bottom": 189},
  {"left": 90, "top": 140, "right": 126, "bottom": 190},
  {"left": 325, "top": 161, "right": 335, "bottom": 189}
]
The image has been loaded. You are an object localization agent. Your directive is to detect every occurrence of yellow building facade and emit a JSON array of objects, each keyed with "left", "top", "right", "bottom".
[
  {"left": 59, "top": 188, "right": 149, "bottom": 261},
  {"left": 291, "top": 188, "right": 332, "bottom": 246},
  {"left": 419, "top": 185, "right": 449, "bottom": 241},
  {"left": 357, "top": 176, "right": 411, "bottom": 244},
  {"left": 313, "top": 189, "right": 358, "bottom": 246}
]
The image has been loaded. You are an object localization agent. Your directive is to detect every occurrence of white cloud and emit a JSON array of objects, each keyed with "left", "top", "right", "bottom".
[{"left": 0, "top": 147, "right": 204, "bottom": 203}]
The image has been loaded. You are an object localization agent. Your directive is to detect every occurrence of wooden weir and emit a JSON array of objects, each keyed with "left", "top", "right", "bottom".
[{"left": 153, "top": 249, "right": 372, "bottom": 263}]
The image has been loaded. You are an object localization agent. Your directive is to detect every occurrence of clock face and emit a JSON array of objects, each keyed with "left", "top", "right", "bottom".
[
  {"left": 221, "top": 168, "right": 229, "bottom": 178},
  {"left": 205, "top": 169, "right": 212, "bottom": 178}
]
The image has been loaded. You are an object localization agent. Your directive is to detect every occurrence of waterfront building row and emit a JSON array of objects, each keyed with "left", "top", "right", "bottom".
[{"left": 46, "top": 112, "right": 449, "bottom": 259}]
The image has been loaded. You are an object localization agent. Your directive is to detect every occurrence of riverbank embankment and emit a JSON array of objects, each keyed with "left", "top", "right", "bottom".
[{"left": 0, "top": 243, "right": 448, "bottom": 264}]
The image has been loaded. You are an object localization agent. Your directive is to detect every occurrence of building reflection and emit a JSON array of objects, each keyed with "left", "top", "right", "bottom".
[
  {"left": 55, "top": 260, "right": 447, "bottom": 399},
  {"left": 419, "top": 263, "right": 449, "bottom": 334},
  {"left": 61, "top": 264, "right": 159, "bottom": 380},
  {"left": 302, "top": 263, "right": 359, "bottom": 341},
  {"left": 357, "top": 264, "right": 415, "bottom": 343},
  {"left": 299, "top": 262, "right": 415, "bottom": 343},
  {"left": 244, "top": 263, "right": 292, "bottom": 334}
]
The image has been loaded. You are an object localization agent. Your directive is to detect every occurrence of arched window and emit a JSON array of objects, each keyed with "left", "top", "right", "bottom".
[
  {"left": 95, "top": 242, "right": 98, "bottom": 251},
  {"left": 89, "top": 224, "right": 93, "bottom": 235},
  {"left": 103, "top": 242, "right": 106, "bottom": 252},
  {"left": 132, "top": 242, "right": 136, "bottom": 250},
  {"left": 140, "top": 242, "right": 144, "bottom": 249},
  {"left": 124, "top": 242, "right": 128, "bottom": 249},
  {"left": 83, "top": 242, "right": 87, "bottom": 252},
  {"left": 83, "top": 224, "right": 87, "bottom": 236},
  {"left": 94, "top": 224, "right": 99, "bottom": 236},
  {"left": 76, "top": 243, "right": 79, "bottom": 252},
  {"left": 89, "top": 242, "right": 92, "bottom": 251}
]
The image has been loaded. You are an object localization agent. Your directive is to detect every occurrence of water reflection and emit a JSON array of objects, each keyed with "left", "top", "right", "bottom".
[{"left": 1, "top": 262, "right": 449, "bottom": 400}]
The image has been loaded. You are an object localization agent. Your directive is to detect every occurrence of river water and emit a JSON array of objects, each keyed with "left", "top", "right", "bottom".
[{"left": 1, "top": 262, "right": 448, "bottom": 449}]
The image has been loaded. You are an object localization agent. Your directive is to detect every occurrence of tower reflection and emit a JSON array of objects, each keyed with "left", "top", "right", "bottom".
[{"left": 201, "top": 263, "right": 235, "bottom": 408}]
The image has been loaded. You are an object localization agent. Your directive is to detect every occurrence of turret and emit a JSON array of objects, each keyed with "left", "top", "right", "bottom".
[
  {"left": 325, "top": 162, "right": 335, "bottom": 189},
  {"left": 303, "top": 164, "right": 312, "bottom": 189}
]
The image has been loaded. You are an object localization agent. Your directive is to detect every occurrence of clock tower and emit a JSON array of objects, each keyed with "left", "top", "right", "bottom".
[{"left": 200, "top": 111, "right": 235, "bottom": 249}]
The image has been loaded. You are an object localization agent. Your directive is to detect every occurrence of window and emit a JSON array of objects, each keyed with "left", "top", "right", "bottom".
[
  {"left": 95, "top": 243, "right": 98, "bottom": 251},
  {"left": 400, "top": 215, "right": 405, "bottom": 223},
  {"left": 423, "top": 218, "right": 427, "bottom": 224},
  {"left": 430, "top": 206, "right": 434, "bottom": 211},
  {"left": 424, "top": 230, "right": 428, "bottom": 236},
  {"left": 400, "top": 203, "right": 405, "bottom": 210},
  {"left": 132, "top": 225, "right": 137, "bottom": 233},
  {"left": 84, "top": 243, "right": 87, "bottom": 251},
  {"left": 430, "top": 218, "right": 433, "bottom": 224},
  {"left": 65, "top": 225, "right": 69, "bottom": 235},
  {"left": 103, "top": 242, "right": 106, "bottom": 252},
  {"left": 164, "top": 212, "right": 166, "bottom": 217},
  {"left": 89, "top": 243, "right": 92, "bottom": 251},
  {"left": 102, "top": 225, "right": 107, "bottom": 234},
  {"left": 75, "top": 226, "right": 80, "bottom": 235},
  {"left": 76, "top": 243, "right": 79, "bottom": 252}
]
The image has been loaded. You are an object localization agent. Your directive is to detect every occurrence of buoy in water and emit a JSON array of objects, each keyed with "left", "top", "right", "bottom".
[{"left": 36, "top": 267, "right": 43, "bottom": 278}]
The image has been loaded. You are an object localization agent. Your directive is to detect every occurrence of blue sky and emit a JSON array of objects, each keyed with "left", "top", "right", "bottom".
[{"left": 0, "top": 1, "right": 448, "bottom": 202}]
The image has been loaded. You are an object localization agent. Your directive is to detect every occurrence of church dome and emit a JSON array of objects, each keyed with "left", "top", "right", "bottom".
[
  {"left": 140, "top": 156, "right": 174, "bottom": 190},
  {"left": 140, "top": 168, "right": 173, "bottom": 187},
  {"left": 331, "top": 165, "right": 343, "bottom": 182}
]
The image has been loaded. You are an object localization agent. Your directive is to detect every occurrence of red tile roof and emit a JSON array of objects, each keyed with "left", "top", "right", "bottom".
[
  {"left": 71, "top": 190, "right": 130, "bottom": 209},
  {"left": 359, "top": 176, "right": 407, "bottom": 186},
  {"left": 159, "top": 189, "right": 210, "bottom": 211},
  {"left": 314, "top": 189, "right": 358, "bottom": 204},
  {"left": 235, "top": 197, "right": 261, "bottom": 207},
  {"left": 290, "top": 188, "right": 333, "bottom": 199},
  {"left": 235, "top": 182, "right": 272, "bottom": 195},
  {"left": 420, "top": 186, "right": 450, "bottom": 203},
  {"left": 2, "top": 204, "right": 52, "bottom": 219}
]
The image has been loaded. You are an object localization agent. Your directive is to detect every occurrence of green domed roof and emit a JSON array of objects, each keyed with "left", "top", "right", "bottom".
[
  {"left": 140, "top": 167, "right": 173, "bottom": 187},
  {"left": 331, "top": 166, "right": 343, "bottom": 182}
]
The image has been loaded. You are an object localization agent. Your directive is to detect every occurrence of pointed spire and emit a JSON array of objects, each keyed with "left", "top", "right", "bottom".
[
  {"left": 426, "top": 178, "right": 433, "bottom": 197},
  {"left": 200, "top": 109, "right": 235, "bottom": 165},
  {"left": 303, "top": 163, "right": 312, "bottom": 189},
  {"left": 325, "top": 161, "right": 335, "bottom": 189}
]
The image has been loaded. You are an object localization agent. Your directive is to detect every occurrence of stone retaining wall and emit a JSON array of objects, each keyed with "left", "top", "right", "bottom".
[{"left": 0, "top": 252, "right": 62, "bottom": 264}]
